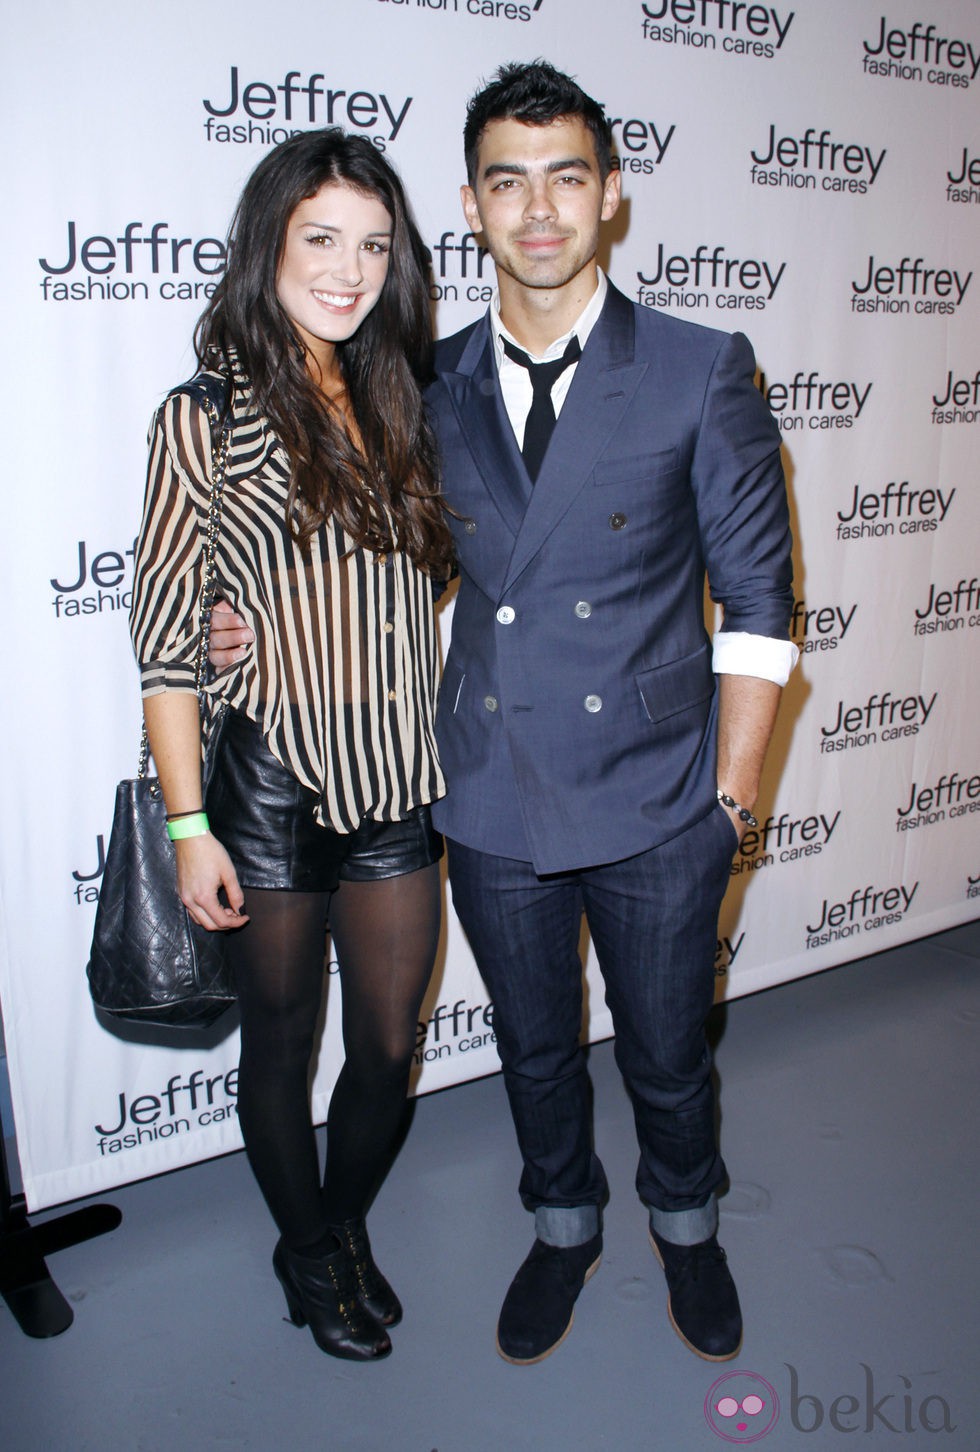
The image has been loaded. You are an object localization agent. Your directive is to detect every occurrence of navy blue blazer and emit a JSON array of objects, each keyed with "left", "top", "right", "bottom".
[{"left": 427, "top": 282, "right": 794, "bottom": 874}]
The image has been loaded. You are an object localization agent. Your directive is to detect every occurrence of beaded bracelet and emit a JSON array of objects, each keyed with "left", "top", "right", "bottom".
[
  {"left": 166, "top": 812, "right": 210, "bottom": 842},
  {"left": 717, "top": 790, "right": 758, "bottom": 829}
]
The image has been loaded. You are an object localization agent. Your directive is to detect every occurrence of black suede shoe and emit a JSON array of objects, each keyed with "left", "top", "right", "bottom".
[
  {"left": 496, "top": 1234, "right": 602, "bottom": 1365},
  {"left": 328, "top": 1218, "right": 403, "bottom": 1327},
  {"left": 649, "top": 1229, "right": 743, "bottom": 1361},
  {"left": 273, "top": 1238, "right": 392, "bottom": 1360}
]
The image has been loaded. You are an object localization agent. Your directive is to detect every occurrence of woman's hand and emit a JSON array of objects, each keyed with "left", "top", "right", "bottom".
[
  {"left": 210, "top": 598, "right": 254, "bottom": 671},
  {"left": 175, "top": 833, "right": 249, "bottom": 931}
]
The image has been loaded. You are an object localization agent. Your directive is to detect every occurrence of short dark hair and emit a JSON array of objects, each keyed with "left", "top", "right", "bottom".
[{"left": 463, "top": 60, "right": 613, "bottom": 185}]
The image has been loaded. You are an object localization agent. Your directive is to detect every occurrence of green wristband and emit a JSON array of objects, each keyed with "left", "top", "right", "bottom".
[{"left": 166, "top": 812, "right": 210, "bottom": 841}]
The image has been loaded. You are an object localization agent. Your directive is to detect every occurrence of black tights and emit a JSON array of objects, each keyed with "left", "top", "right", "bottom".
[{"left": 227, "top": 865, "right": 439, "bottom": 1253}]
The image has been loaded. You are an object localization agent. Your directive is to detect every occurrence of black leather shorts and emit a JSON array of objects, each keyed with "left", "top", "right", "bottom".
[{"left": 204, "top": 710, "right": 443, "bottom": 893}]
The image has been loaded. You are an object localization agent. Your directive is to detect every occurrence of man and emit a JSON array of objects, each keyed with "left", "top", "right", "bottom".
[{"left": 213, "top": 61, "right": 796, "bottom": 1366}]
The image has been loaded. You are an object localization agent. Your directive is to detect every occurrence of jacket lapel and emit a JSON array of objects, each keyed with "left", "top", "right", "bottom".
[
  {"left": 502, "top": 285, "right": 647, "bottom": 590},
  {"left": 441, "top": 316, "right": 529, "bottom": 539}
]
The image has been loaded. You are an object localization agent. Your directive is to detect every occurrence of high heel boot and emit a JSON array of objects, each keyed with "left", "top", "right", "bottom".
[
  {"left": 272, "top": 1237, "right": 392, "bottom": 1360},
  {"left": 328, "top": 1218, "right": 403, "bottom": 1327}
]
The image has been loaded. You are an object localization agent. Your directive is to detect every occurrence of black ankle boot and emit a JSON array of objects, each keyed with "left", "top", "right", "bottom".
[
  {"left": 328, "top": 1219, "right": 403, "bottom": 1327},
  {"left": 272, "top": 1238, "right": 392, "bottom": 1360},
  {"left": 649, "top": 1229, "right": 742, "bottom": 1361}
]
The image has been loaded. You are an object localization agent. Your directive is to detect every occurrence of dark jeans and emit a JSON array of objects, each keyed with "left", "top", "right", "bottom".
[{"left": 447, "top": 804, "right": 736, "bottom": 1247}]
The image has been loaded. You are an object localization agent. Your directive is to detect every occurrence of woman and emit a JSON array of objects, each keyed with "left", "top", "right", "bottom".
[{"left": 130, "top": 129, "right": 454, "bottom": 1361}]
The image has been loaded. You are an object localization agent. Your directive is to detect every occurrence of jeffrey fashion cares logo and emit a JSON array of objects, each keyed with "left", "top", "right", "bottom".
[
  {"left": 834, "top": 479, "right": 954, "bottom": 543},
  {"left": 913, "top": 578, "right": 980, "bottom": 638},
  {"left": 377, "top": 0, "right": 545, "bottom": 24},
  {"left": 428, "top": 228, "right": 493, "bottom": 305},
  {"left": 714, "top": 932, "right": 745, "bottom": 979},
  {"left": 603, "top": 106, "right": 676, "bottom": 182},
  {"left": 850, "top": 255, "right": 971, "bottom": 316},
  {"left": 969, "top": 873, "right": 980, "bottom": 902},
  {"left": 790, "top": 598, "right": 858, "bottom": 656},
  {"left": 819, "top": 688, "right": 936, "bottom": 756},
  {"left": 636, "top": 241, "right": 786, "bottom": 315},
  {"left": 932, "top": 368, "right": 980, "bottom": 425},
  {"left": 39, "top": 222, "right": 226, "bottom": 305},
  {"left": 94, "top": 1069, "right": 239, "bottom": 1157},
  {"left": 862, "top": 15, "right": 979, "bottom": 91},
  {"left": 640, "top": 2, "right": 794, "bottom": 60},
  {"left": 760, "top": 370, "right": 872, "bottom": 435},
  {"left": 50, "top": 537, "right": 136, "bottom": 619},
  {"left": 72, "top": 833, "right": 106, "bottom": 906},
  {"left": 202, "top": 66, "right": 412, "bottom": 149},
  {"left": 897, "top": 768, "right": 980, "bottom": 834},
  {"left": 415, "top": 997, "right": 496, "bottom": 1067},
  {"left": 730, "top": 805, "right": 841, "bottom": 880},
  {"left": 706, "top": 1363, "right": 955, "bottom": 1439},
  {"left": 946, "top": 145, "right": 980, "bottom": 205},
  {"left": 749, "top": 124, "right": 885, "bottom": 196},
  {"left": 805, "top": 880, "right": 918, "bottom": 952}
]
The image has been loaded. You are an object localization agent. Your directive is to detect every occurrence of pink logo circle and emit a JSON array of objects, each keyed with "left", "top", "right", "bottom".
[{"left": 704, "top": 1371, "right": 780, "bottom": 1442}]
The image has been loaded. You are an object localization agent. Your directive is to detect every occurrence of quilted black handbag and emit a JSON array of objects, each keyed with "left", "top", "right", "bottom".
[{"left": 86, "top": 374, "right": 237, "bottom": 1029}]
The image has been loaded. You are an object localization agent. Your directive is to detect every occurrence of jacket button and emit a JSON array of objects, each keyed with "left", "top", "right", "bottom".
[
  {"left": 574, "top": 600, "right": 592, "bottom": 619},
  {"left": 609, "top": 513, "right": 627, "bottom": 530},
  {"left": 584, "top": 694, "right": 603, "bottom": 713},
  {"left": 464, "top": 518, "right": 477, "bottom": 535},
  {"left": 484, "top": 695, "right": 499, "bottom": 712},
  {"left": 496, "top": 605, "right": 516, "bottom": 624}
]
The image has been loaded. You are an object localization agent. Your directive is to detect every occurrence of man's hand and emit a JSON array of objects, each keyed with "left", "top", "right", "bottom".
[
  {"left": 210, "top": 598, "right": 254, "bottom": 670},
  {"left": 719, "top": 798, "right": 750, "bottom": 845},
  {"left": 716, "top": 674, "right": 783, "bottom": 850}
]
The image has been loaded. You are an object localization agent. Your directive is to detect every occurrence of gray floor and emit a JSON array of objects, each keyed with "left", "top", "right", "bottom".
[{"left": 2, "top": 921, "right": 977, "bottom": 1451}]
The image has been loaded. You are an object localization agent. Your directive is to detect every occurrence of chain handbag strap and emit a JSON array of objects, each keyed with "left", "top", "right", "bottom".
[{"left": 138, "top": 385, "right": 232, "bottom": 780}]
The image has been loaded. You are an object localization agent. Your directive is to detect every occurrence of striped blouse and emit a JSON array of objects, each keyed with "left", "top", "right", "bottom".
[{"left": 130, "top": 369, "right": 446, "bottom": 832}]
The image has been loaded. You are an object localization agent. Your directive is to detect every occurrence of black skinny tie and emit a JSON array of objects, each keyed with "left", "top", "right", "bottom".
[{"left": 502, "top": 334, "right": 581, "bottom": 481}]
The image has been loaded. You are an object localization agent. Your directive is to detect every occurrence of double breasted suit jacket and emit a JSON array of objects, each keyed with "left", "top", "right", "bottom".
[{"left": 427, "top": 282, "right": 794, "bottom": 875}]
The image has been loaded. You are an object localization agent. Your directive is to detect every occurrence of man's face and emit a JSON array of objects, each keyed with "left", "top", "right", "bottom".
[{"left": 461, "top": 116, "right": 621, "bottom": 296}]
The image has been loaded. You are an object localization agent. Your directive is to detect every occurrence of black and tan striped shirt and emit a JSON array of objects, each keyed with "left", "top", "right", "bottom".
[{"left": 130, "top": 371, "right": 445, "bottom": 832}]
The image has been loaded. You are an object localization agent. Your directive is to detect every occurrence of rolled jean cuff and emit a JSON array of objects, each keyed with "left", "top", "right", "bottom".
[
  {"left": 535, "top": 1204, "right": 600, "bottom": 1247},
  {"left": 648, "top": 1195, "right": 718, "bottom": 1247}
]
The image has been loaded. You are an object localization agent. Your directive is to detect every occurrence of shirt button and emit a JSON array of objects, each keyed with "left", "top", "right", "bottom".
[
  {"left": 484, "top": 695, "right": 499, "bottom": 712},
  {"left": 383, "top": 622, "right": 394, "bottom": 634},
  {"left": 464, "top": 518, "right": 477, "bottom": 535},
  {"left": 584, "top": 694, "right": 603, "bottom": 713},
  {"left": 496, "top": 605, "right": 516, "bottom": 624},
  {"left": 574, "top": 600, "right": 592, "bottom": 619},
  {"left": 377, "top": 553, "right": 387, "bottom": 566},
  {"left": 388, "top": 690, "right": 397, "bottom": 701},
  {"left": 609, "top": 513, "right": 627, "bottom": 530}
]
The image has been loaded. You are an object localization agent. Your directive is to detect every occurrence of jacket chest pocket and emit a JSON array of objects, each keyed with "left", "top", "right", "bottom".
[{"left": 592, "top": 448, "right": 681, "bottom": 489}]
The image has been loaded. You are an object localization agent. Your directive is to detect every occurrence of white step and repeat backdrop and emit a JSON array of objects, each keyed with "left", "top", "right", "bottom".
[{"left": 2, "top": 0, "right": 978, "bottom": 1209}]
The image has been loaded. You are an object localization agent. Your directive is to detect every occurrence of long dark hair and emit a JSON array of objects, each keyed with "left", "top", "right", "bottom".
[{"left": 195, "top": 128, "right": 453, "bottom": 578}]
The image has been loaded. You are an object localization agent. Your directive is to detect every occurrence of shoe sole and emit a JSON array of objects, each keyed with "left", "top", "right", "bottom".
[
  {"left": 648, "top": 1230, "right": 742, "bottom": 1363},
  {"left": 495, "top": 1255, "right": 602, "bottom": 1366}
]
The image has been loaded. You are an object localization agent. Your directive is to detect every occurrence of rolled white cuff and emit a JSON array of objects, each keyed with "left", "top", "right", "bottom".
[{"left": 712, "top": 631, "right": 800, "bottom": 686}]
